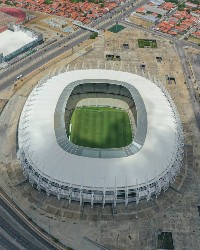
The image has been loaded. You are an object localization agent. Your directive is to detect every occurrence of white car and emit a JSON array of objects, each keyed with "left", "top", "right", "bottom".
[{"left": 17, "top": 74, "right": 23, "bottom": 80}]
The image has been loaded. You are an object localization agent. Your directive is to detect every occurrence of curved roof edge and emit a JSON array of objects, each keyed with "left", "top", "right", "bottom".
[{"left": 55, "top": 79, "right": 147, "bottom": 158}]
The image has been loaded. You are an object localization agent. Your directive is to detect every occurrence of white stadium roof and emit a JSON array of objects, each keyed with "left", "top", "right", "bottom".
[{"left": 18, "top": 70, "right": 184, "bottom": 204}]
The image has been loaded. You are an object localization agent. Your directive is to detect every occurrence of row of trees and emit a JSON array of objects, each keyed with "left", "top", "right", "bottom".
[
  {"left": 4, "top": 0, "right": 17, "bottom": 6},
  {"left": 189, "top": 0, "right": 200, "bottom": 4},
  {"left": 165, "top": 0, "right": 178, "bottom": 4}
]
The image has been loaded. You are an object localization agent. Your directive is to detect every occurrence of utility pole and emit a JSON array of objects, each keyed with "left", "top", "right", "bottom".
[
  {"left": 49, "top": 218, "right": 51, "bottom": 236},
  {"left": 10, "top": 185, "right": 13, "bottom": 200}
]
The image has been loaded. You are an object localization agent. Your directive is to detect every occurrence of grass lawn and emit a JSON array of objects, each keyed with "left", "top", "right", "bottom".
[
  {"left": 138, "top": 39, "right": 157, "bottom": 48},
  {"left": 69, "top": 106, "right": 132, "bottom": 148},
  {"left": 108, "top": 24, "right": 125, "bottom": 33}
]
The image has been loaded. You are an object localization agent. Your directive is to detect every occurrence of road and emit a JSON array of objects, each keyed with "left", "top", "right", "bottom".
[
  {"left": 0, "top": 0, "right": 200, "bottom": 247},
  {"left": 0, "top": 0, "right": 148, "bottom": 91},
  {"left": 0, "top": 2, "right": 151, "bottom": 248},
  {"left": 0, "top": 194, "right": 61, "bottom": 250},
  {"left": 0, "top": 3, "right": 151, "bottom": 249},
  {"left": 175, "top": 43, "right": 200, "bottom": 131},
  {"left": 0, "top": 229, "right": 21, "bottom": 250},
  {"left": 121, "top": 20, "right": 200, "bottom": 130},
  {"left": 121, "top": 20, "right": 200, "bottom": 51},
  {"left": 1, "top": 0, "right": 200, "bottom": 92},
  {"left": 0, "top": 31, "right": 91, "bottom": 91}
]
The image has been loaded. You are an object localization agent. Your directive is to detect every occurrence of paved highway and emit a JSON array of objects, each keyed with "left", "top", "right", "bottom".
[
  {"left": 175, "top": 43, "right": 200, "bottom": 131},
  {"left": 121, "top": 20, "right": 200, "bottom": 51},
  {"left": 0, "top": 229, "right": 21, "bottom": 250},
  {"left": 0, "top": 2, "right": 152, "bottom": 249},
  {"left": 120, "top": 20, "right": 200, "bottom": 130},
  {"left": 0, "top": 0, "right": 200, "bottom": 248},
  {"left": 0, "top": 31, "right": 91, "bottom": 91},
  {"left": 0, "top": 195, "right": 61, "bottom": 250},
  {"left": 0, "top": 28, "right": 85, "bottom": 77},
  {"left": 1, "top": 0, "right": 199, "bottom": 92},
  {"left": 0, "top": 0, "right": 148, "bottom": 91}
]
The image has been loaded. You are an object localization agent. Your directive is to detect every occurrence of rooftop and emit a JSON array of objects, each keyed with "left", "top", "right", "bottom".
[
  {"left": 0, "top": 29, "right": 36, "bottom": 57},
  {"left": 18, "top": 70, "right": 178, "bottom": 189}
]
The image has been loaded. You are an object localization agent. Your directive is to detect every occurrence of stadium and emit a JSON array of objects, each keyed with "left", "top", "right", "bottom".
[{"left": 17, "top": 69, "right": 184, "bottom": 207}]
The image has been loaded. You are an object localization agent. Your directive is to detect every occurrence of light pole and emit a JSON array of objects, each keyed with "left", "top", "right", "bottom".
[
  {"left": 10, "top": 184, "right": 13, "bottom": 200},
  {"left": 49, "top": 218, "right": 51, "bottom": 235}
]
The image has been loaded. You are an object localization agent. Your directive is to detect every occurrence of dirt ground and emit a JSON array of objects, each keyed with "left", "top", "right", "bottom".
[
  {"left": 128, "top": 15, "right": 153, "bottom": 28},
  {"left": 0, "top": 11, "right": 17, "bottom": 29},
  {"left": 24, "top": 10, "right": 77, "bottom": 39},
  {"left": 1, "top": 26, "right": 200, "bottom": 250}
]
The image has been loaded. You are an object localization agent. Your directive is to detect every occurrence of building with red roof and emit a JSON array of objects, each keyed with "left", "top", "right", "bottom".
[
  {"left": 192, "top": 30, "right": 200, "bottom": 38},
  {"left": 136, "top": 7, "right": 146, "bottom": 14},
  {"left": 2, "top": 0, "right": 120, "bottom": 23},
  {"left": 160, "top": 2, "right": 174, "bottom": 11}
]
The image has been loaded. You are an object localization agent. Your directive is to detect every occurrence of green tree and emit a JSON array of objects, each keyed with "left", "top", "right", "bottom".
[
  {"left": 90, "top": 32, "right": 98, "bottom": 39},
  {"left": 177, "top": 3, "right": 186, "bottom": 10},
  {"left": 44, "top": 0, "right": 52, "bottom": 4},
  {"left": 190, "top": 0, "right": 200, "bottom": 4},
  {"left": 5, "top": 1, "right": 11, "bottom": 5}
]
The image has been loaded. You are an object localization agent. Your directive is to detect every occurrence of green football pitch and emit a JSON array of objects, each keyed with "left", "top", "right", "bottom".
[{"left": 69, "top": 107, "right": 132, "bottom": 148}]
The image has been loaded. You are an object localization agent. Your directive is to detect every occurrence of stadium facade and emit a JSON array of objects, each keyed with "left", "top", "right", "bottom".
[{"left": 17, "top": 70, "right": 184, "bottom": 207}]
